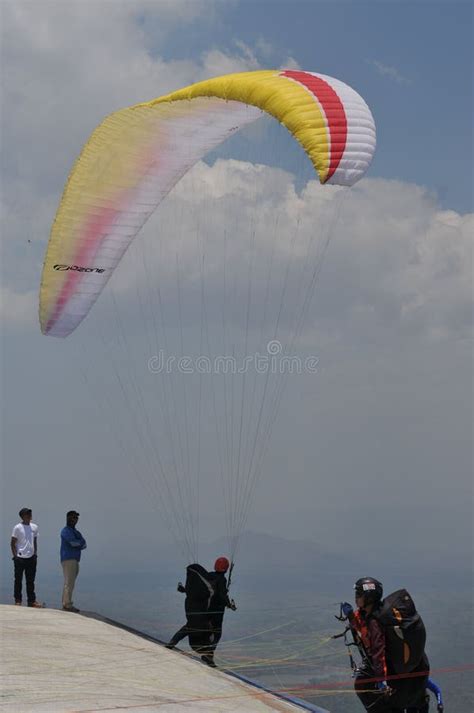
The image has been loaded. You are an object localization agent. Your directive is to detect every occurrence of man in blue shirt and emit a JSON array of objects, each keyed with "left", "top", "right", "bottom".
[{"left": 60, "top": 511, "right": 86, "bottom": 612}]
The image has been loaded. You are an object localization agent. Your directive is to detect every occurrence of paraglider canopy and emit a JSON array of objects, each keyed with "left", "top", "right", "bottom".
[
  {"left": 39, "top": 69, "right": 376, "bottom": 563},
  {"left": 39, "top": 69, "right": 375, "bottom": 338}
]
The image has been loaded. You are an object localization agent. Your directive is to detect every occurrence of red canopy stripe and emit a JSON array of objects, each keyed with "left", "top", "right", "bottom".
[{"left": 280, "top": 70, "right": 347, "bottom": 181}]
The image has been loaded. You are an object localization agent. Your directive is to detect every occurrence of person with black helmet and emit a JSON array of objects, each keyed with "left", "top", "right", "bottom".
[
  {"left": 10, "top": 508, "right": 44, "bottom": 607},
  {"left": 341, "top": 577, "right": 429, "bottom": 713},
  {"left": 341, "top": 577, "right": 390, "bottom": 711}
]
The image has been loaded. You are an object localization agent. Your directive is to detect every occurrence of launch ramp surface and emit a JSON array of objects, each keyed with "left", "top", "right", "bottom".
[{"left": 0, "top": 605, "right": 328, "bottom": 712}]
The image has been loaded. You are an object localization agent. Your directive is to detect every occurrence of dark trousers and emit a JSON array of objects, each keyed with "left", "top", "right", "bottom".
[
  {"left": 355, "top": 656, "right": 429, "bottom": 713},
  {"left": 355, "top": 667, "right": 397, "bottom": 713},
  {"left": 169, "top": 612, "right": 211, "bottom": 654},
  {"left": 208, "top": 612, "right": 224, "bottom": 655},
  {"left": 406, "top": 696, "right": 430, "bottom": 713},
  {"left": 14, "top": 556, "right": 37, "bottom": 605},
  {"left": 169, "top": 623, "right": 190, "bottom": 645}
]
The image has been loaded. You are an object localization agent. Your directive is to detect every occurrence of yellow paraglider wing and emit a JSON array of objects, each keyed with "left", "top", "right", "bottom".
[{"left": 40, "top": 69, "right": 375, "bottom": 337}]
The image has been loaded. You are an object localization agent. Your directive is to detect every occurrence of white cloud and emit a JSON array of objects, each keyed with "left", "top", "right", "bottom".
[
  {"left": 368, "top": 59, "right": 412, "bottom": 85},
  {"left": 147, "top": 165, "right": 471, "bottom": 346},
  {"left": 0, "top": 0, "right": 274, "bottom": 309},
  {"left": 1, "top": 1, "right": 265, "bottom": 199},
  {"left": 5, "top": 156, "right": 471, "bottom": 349},
  {"left": 316, "top": 179, "right": 472, "bottom": 343},
  {"left": 2, "top": 1, "right": 470, "bottom": 349},
  {"left": 0, "top": 286, "right": 36, "bottom": 329},
  {"left": 255, "top": 36, "right": 274, "bottom": 60}
]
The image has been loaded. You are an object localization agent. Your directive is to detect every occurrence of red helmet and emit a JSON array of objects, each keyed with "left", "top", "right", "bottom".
[{"left": 214, "top": 557, "right": 230, "bottom": 573}]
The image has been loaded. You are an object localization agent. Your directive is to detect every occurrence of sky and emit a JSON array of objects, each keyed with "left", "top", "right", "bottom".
[{"left": 0, "top": 1, "right": 472, "bottom": 586}]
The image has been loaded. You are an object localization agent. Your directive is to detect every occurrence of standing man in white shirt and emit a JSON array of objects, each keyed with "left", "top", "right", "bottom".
[{"left": 10, "top": 508, "right": 43, "bottom": 607}]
